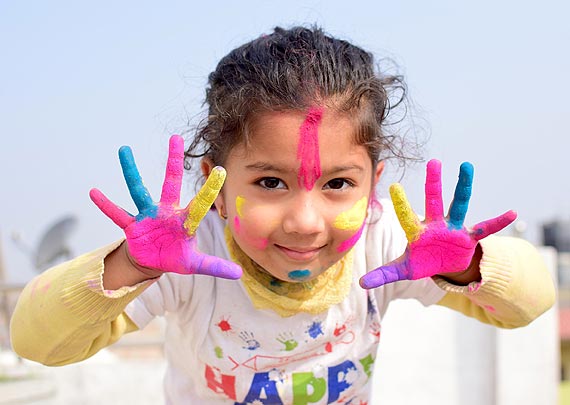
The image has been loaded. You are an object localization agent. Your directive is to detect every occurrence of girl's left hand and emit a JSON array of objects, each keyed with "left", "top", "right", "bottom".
[{"left": 360, "top": 159, "right": 516, "bottom": 289}]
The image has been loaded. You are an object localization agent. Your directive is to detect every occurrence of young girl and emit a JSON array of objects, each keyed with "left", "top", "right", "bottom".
[{"left": 11, "top": 26, "right": 554, "bottom": 404}]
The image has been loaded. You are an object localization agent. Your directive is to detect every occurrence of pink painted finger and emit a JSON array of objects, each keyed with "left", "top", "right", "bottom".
[
  {"left": 472, "top": 210, "right": 517, "bottom": 240},
  {"left": 160, "top": 135, "right": 184, "bottom": 205},
  {"left": 186, "top": 250, "right": 242, "bottom": 279},
  {"left": 89, "top": 188, "right": 134, "bottom": 229},
  {"left": 425, "top": 159, "right": 444, "bottom": 222}
]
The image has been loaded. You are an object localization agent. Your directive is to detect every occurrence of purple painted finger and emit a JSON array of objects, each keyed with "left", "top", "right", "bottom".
[
  {"left": 89, "top": 188, "right": 134, "bottom": 229},
  {"left": 360, "top": 261, "right": 410, "bottom": 289},
  {"left": 186, "top": 250, "right": 243, "bottom": 280},
  {"left": 472, "top": 210, "right": 517, "bottom": 241},
  {"left": 160, "top": 135, "right": 184, "bottom": 206},
  {"left": 425, "top": 159, "right": 444, "bottom": 222}
]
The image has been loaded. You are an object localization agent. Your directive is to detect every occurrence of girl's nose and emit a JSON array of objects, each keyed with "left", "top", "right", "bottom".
[{"left": 282, "top": 196, "right": 326, "bottom": 235}]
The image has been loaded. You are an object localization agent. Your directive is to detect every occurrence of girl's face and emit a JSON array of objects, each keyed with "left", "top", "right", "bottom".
[{"left": 203, "top": 108, "right": 383, "bottom": 282}]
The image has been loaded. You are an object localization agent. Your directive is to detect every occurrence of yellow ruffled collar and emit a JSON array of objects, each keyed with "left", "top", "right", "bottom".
[{"left": 224, "top": 227, "right": 354, "bottom": 317}]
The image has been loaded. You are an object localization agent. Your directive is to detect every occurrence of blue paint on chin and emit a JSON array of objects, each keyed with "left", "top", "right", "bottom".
[{"left": 288, "top": 269, "right": 311, "bottom": 280}]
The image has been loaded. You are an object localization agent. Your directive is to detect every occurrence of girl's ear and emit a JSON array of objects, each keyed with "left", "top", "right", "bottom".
[
  {"left": 200, "top": 157, "right": 215, "bottom": 178},
  {"left": 373, "top": 161, "right": 385, "bottom": 187},
  {"left": 200, "top": 158, "right": 227, "bottom": 219}
]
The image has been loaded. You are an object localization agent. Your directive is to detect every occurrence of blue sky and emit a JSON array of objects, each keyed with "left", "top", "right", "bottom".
[{"left": 1, "top": 0, "right": 569, "bottom": 282}]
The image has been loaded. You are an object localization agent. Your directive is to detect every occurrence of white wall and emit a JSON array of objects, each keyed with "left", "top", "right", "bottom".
[{"left": 372, "top": 247, "right": 559, "bottom": 405}]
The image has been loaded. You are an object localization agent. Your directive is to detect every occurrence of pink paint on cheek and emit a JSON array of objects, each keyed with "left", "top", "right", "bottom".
[
  {"left": 337, "top": 222, "right": 365, "bottom": 253},
  {"left": 253, "top": 237, "right": 269, "bottom": 250},
  {"left": 233, "top": 215, "right": 268, "bottom": 250},
  {"left": 297, "top": 107, "right": 323, "bottom": 190}
]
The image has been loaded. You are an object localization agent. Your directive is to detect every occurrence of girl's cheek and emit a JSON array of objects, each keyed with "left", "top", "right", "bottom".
[
  {"left": 333, "top": 197, "right": 368, "bottom": 230},
  {"left": 333, "top": 197, "right": 368, "bottom": 253},
  {"left": 336, "top": 222, "right": 365, "bottom": 253},
  {"left": 232, "top": 196, "right": 271, "bottom": 250}
]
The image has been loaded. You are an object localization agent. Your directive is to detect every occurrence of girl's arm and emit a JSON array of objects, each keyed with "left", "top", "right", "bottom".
[
  {"left": 434, "top": 235, "right": 555, "bottom": 329},
  {"left": 11, "top": 135, "right": 242, "bottom": 365},
  {"left": 10, "top": 241, "right": 149, "bottom": 366},
  {"left": 360, "top": 159, "right": 555, "bottom": 327}
]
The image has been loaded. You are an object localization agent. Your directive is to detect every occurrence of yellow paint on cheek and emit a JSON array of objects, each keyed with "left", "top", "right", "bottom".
[
  {"left": 236, "top": 196, "right": 246, "bottom": 217},
  {"left": 333, "top": 197, "right": 368, "bottom": 231}
]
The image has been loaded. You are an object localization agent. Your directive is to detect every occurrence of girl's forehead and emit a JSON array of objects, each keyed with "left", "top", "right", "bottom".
[
  {"left": 247, "top": 108, "right": 358, "bottom": 143},
  {"left": 229, "top": 109, "right": 371, "bottom": 165}
]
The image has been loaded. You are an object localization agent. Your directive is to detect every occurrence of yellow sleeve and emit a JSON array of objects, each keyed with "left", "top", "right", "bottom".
[
  {"left": 10, "top": 240, "right": 155, "bottom": 366},
  {"left": 433, "top": 235, "right": 556, "bottom": 329}
]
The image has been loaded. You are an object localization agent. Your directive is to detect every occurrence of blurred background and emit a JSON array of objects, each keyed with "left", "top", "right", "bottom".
[{"left": 0, "top": 0, "right": 568, "bottom": 403}]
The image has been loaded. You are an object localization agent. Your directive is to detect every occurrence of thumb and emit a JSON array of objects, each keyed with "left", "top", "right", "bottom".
[
  {"left": 185, "top": 250, "right": 242, "bottom": 280},
  {"left": 360, "top": 261, "right": 409, "bottom": 289}
]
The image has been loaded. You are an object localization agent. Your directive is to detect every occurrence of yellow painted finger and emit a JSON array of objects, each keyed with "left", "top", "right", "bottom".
[
  {"left": 390, "top": 183, "right": 422, "bottom": 243},
  {"left": 184, "top": 166, "right": 226, "bottom": 235}
]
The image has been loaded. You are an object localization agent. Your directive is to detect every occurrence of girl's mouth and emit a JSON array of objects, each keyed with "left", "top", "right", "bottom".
[{"left": 275, "top": 244, "right": 324, "bottom": 261}]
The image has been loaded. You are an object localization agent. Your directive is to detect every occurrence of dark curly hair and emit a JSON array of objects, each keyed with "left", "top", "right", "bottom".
[{"left": 184, "top": 26, "right": 416, "bottom": 171}]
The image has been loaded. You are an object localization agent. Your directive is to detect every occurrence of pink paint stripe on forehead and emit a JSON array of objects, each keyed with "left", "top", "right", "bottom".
[{"left": 297, "top": 107, "right": 323, "bottom": 190}]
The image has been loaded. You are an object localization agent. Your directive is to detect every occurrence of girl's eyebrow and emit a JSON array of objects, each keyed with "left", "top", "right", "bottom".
[
  {"left": 245, "top": 162, "right": 293, "bottom": 173},
  {"left": 324, "top": 164, "right": 365, "bottom": 175},
  {"left": 245, "top": 162, "right": 364, "bottom": 174}
]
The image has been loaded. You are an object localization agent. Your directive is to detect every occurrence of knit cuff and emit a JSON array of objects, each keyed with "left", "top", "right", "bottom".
[
  {"left": 432, "top": 236, "right": 513, "bottom": 309},
  {"left": 60, "top": 240, "right": 156, "bottom": 323}
]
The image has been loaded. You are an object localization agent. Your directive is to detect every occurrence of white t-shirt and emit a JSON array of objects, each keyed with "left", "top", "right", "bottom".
[{"left": 125, "top": 199, "right": 445, "bottom": 404}]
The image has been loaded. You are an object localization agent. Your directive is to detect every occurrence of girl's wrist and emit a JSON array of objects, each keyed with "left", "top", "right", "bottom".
[
  {"left": 121, "top": 243, "right": 163, "bottom": 279},
  {"left": 103, "top": 242, "right": 162, "bottom": 290}
]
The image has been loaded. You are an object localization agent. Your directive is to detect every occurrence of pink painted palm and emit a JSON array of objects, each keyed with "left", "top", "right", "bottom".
[
  {"left": 89, "top": 135, "right": 242, "bottom": 279},
  {"left": 360, "top": 159, "right": 516, "bottom": 289}
]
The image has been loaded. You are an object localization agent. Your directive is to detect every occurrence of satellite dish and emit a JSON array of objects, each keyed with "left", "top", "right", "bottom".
[{"left": 34, "top": 215, "right": 78, "bottom": 271}]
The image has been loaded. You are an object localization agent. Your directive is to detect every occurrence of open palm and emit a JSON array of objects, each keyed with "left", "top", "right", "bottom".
[
  {"left": 89, "top": 135, "right": 242, "bottom": 279},
  {"left": 360, "top": 159, "right": 516, "bottom": 289}
]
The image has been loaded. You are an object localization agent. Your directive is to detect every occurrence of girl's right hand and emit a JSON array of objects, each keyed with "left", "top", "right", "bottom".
[{"left": 89, "top": 135, "right": 242, "bottom": 280}]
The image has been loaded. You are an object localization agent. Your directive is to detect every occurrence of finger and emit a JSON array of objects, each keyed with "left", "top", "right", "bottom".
[
  {"left": 472, "top": 210, "right": 517, "bottom": 240},
  {"left": 425, "top": 159, "right": 444, "bottom": 222},
  {"left": 187, "top": 251, "right": 242, "bottom": 279},
  {"left": 160, "top": 135, "right": 184, "bottom": 206},
  {"left": 119, "top": 146, "right": 154, "bottom": 213},
  {"left": 89, "top": 188, "right": 134, "bottom": 229},
  {"left": 448, "top": 162, "right": 473, "bottom": 230},
  {"left": 184, "top": 166, "right": 226, "bottom": 235},
  {"left": 390, "top": 183, "right": 422, "bottom": 243},
  {"left": 359, "top": 262, "right": 410, "bottom": 289}
]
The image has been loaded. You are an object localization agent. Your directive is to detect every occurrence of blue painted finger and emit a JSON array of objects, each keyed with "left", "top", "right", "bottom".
[
  {"left": 448, "top": 162, "right": 473, "bottom": 230},
  {"left": 119, "top": 146, "right": 156, "bottom": 217}
]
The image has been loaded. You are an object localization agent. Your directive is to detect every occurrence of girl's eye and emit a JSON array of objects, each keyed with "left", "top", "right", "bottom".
[
  {"left": 257, "top": 177, "right": 286, "bottom": 190},
  {"left": 324, "top": 178, "right": 354, "bottom": 190}
]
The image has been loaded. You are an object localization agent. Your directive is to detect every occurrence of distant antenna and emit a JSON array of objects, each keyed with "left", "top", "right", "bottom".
[
  {"left": 34, "top": 215, "right": 78, "bottom": 271},
  {"left": 12, "top": 215, "right": 78, "bottom": 272}
]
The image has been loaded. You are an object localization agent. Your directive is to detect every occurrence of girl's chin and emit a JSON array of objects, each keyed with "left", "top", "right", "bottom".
[{"left": 264, "top": 267, "right": 328, "bottom": 283}]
